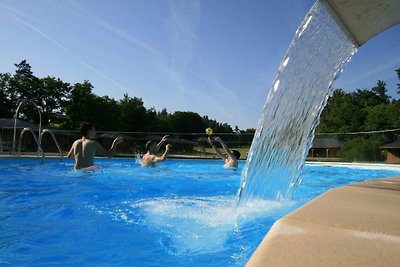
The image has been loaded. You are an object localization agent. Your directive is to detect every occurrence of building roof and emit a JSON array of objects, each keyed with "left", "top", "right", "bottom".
[
  {"left": 98, "top": 132, "right": 134, "bottom": 140},
  {"left": 138, "top": 135, "right": 163, "bottom": 141},
  {"left": 312, "top": 138, "right": 343, "bottom": 148},
  {"left": 0, "top": 118, "right": 40, "bottom": 130},
  {"left": 167, "top": 138, "right": 194, "bottom": 145},
  {"left": 196, "top": 137, "right": 209, "bottom": 142},
  {"left": 380, "top": 141, "right": 400, "bottom": 149}
]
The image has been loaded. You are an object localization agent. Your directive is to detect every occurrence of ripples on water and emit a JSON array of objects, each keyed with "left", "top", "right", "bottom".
[
  {"left": 1, "top": 158, "right": 400, "bottom": 266},
  {"left": 238, "top": 1, "right": 358, "bottom": 204}
]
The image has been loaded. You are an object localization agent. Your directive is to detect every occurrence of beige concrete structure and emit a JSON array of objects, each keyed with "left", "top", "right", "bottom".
[
  {"left": 322, "top": 0, "right": 400, "bottom": 46},
  {"left": 247, "top": 176, "right": 400, "bottom": 266}
]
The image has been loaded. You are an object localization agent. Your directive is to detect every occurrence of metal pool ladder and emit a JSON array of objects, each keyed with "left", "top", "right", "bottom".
[
  {"left": 12, "top": 99, "right": 64, "bottom": 162},
  {"left": 39, "top": 129, "right": 64, "bottom": 161},
  {"left": 18, "top": 127, "right": 44, "bottom": 162}
]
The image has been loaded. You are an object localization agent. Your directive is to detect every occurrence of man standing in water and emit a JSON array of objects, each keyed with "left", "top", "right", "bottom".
[
  {"left": 141, "top": 135, "right": 171, "bottom": 167},
  {"left": 208, "top": 136, "right": 240, "bottom": 168},
  {"left": 67, "top": 122, "right": 123, "bottom": 170}
]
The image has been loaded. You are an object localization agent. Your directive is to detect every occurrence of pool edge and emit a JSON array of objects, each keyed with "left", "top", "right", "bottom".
[{"left": 246, "top": 176, "right": 400, "bottom": 267}]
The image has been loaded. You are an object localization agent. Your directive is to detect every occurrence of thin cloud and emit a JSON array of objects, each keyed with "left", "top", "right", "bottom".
[
  {"left": 78, "top": 61, "right": 130, "bottom": 92},
  {"left": 64, "top": 0, "right": 164, "bottom": 59},
  {"left": 0, "top": 2, "right": 36, "bottom": 22},
  {"left": 59, "top": 0, "right": 206, "bottom": 104},
  {"left": 163, "top": 0, "right": 252, "bottom": 128},
  {"left": 166, "top": 0, "right": 201, "bottom": 94},
  {"left": 337, "top": 58, "right": 399, "bottom": 89},
  {"left": 188, "top": 70, "right": 246, "bottom": 124},
  {"left": 3, "top": 3, "right": 129, "bottom": 93},
  {"left": 5, "top": 6, "right": 69, "bottom": 53}
]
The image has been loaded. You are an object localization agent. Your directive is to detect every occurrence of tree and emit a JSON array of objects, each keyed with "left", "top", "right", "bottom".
[
  {"left": 3, "top": 60, "right": 72, "bottom": 125},
  {"left": 244, "top": 128, "right": 256, "bottom": 133},
  {"left": 157, "top": 108, "right": 171, "bottom": 132},
  {"left": 364, "top": 103, "right": 400, "bottom": 131},
  {"left": 92, "top": 95, "right": 121, "bottom": 131},
  {"left": 317, "top": 89, "right": 364, "bottom": 133},
  {"left": 118, "top": 94, "right": 148, "bottom": 131},
  {"left": 0, "top": 73, "right": 13, "bottom": 118},
  {"left": 396, "top": 68, "right": 400, "bottom": 96},
  {"left": 7, "top": 60, "right": 41, "bottom": 122},
  {"left": 64, "top": 81, "right": 96, "bottom": 129},
  {"left": 38, "top": 76, "right": 71, "bottom": 125},
  {"left": 353, "top": 88, "right": 384, "bottom": 108},
  {"left": 64, "top": 82, "right": 122, "bottom": 130},
  {"left": 339, "top": 137, "right": 384, "bottom": 162},
  {"left": 219, "top": 123, "right": 233, "bottom": 133},
  {"left": 318, "top": 83, "right": 394, "bottom": 135},
  {"left": 145, "top": 107, "right": 159, "bottom": 132},
  {"left": 0, "top": 61, "right": 236, "bottom": 133},
  {"left": 363, "top": 103, "right": 400, "bottom": 143},
  {"left": 202, "top": 115, "right": 233, "bottom": 133},
  {"left": 169, "top": 111, "right": 205, "bottom": 133},
  {"left": 371, "top": 80, "right": 390, "bottom": 104}
]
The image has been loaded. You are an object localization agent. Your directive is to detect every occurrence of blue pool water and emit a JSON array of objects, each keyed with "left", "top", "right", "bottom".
[{"left": 1, "top": 158, "right": 400, "bottom": 266}]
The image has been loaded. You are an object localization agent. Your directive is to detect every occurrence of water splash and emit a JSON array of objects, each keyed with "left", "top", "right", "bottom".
[
  {"left": 237, "top": 1, "right": 358, "bottom": 204},
  {"left": 129, "top": 196, "right": 284, "bottom": 254},
  {"left": 134, "top": 152, "right": 142, "bottom": 165}
]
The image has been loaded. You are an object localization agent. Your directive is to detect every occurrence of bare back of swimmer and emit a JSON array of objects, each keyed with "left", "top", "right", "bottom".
[{"left": 67, "top": 122, "right": 123, "bottom": 170}]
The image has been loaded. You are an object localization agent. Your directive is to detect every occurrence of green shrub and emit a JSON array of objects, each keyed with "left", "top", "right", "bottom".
[{"left": 339, "top": 137, "right": 385, "bottom": 162}]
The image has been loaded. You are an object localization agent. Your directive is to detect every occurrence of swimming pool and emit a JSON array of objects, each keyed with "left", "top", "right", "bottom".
[{"left": 1, "top": 158, "right": 399, "bottom": 266}]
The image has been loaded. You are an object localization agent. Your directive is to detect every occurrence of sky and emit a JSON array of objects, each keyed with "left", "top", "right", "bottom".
[{"left": 0, "top": 0, "right": 399, "bottom": 130}]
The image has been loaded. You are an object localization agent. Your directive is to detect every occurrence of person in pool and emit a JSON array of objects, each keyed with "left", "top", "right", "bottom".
[
  {"left": 67, "top": 122, "right": 123, "bottom": 170},
  {"left": 141, "top": 135, "right": 171, "bottom": 167},
  {"left": 208, "top": 136, "right": 240, "bottom": 168}
]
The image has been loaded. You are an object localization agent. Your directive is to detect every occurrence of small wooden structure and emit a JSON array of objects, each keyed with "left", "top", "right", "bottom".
[
  {"left": 308, "top": 138, "right": 343, "bottom": 158},
  {"left": 380, "top": 141, "right": 400, "bottom": 163},
  {"left": 0, "top": 118, "right": 41, "bottom": 152}
]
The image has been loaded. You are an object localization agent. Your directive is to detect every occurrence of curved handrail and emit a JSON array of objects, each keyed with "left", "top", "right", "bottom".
[
  {"left": 39, "top": 129, "right": 64, "bottom": 161},
  {"left": 18, "top": 127, "right": 44, "bottom": 160},
  {"left": 13, "top": 99, "right": 42, "bottom": 151}
]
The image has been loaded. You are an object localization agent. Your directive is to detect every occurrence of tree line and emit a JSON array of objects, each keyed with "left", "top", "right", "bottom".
[
  {"left": 316, "top": 69, "right": 400, "bottom": 161},
  {"left": 1, "top": 60, "right": 399, "bottom": 161},
  {"left": 0, "top": 60, "right": 239, "bottom": 133}
]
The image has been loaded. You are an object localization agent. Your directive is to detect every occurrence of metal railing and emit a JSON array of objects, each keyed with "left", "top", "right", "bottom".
[
  {"left": 10, "top": 99, "right": 64, "bottom": 162},
  {"left": 39, "top": 129, "right": 64, "bottom": 161},
  {"left": 18, "top": 127, "right": 44, "bottom": 163},
  {"left": 13, "top": 99, "right": 42, "bottom": 151}
]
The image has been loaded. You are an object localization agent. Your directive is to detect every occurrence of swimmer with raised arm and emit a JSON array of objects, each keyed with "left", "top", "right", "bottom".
[
  {"left": 67, "top": 122, "right": 123, "bottom": 170},
  {"left": 141, "top": 135, "right": 171, "bottom": 167},
  {"left": 208, "top": 136, "right": 240, "bottom": 168}
]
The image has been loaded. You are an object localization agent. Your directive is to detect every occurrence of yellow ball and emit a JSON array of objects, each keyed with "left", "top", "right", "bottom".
[{"left": 205, "top": 128, "right": 213, "bottom": 135}]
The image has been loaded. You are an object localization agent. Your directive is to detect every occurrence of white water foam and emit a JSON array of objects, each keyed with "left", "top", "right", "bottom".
[{"left": 123, "top": 196, "right": 286, "bottom": 254}]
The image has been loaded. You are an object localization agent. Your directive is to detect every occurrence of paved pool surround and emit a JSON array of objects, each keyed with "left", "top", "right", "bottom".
[{"left": 247, "top": 176, "right": 400, "bottom": 266}]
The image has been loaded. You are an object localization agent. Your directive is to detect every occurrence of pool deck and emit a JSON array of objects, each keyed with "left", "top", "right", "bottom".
[{"left": 247, "top": 176, "right": 400, "bottom": 267}]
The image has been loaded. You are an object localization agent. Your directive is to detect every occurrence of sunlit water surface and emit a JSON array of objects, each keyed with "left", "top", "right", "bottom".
[{"left": 1, "top": 158, "right": 399, "bottom": 266}]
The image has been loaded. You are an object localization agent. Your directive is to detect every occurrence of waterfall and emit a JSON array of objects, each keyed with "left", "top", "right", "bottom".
[{"left": 237, "top": 1, "right": 358, "bottom": 204}]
